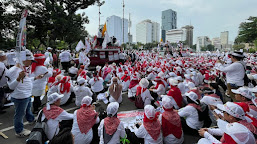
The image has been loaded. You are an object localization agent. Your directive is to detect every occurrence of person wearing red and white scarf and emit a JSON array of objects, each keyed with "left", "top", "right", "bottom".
[
  {"left": 128, "top": 74, "right": 140, "bottom": 99},
  {"left": 41, "top": 93, "right": 73, "bottom": 140},
  {"left": 47, "top": 75, "right": 63, "bottom": 96},
  {"left": 158, "top": 96, "right": 184, "bottom": 144},
  {"left": 98, "top": 102, "right": 126, "bottom": 144},
  {"left": 200, "top": 87, "right": 223, "bottom": 107},
  {"left": 165, "top": 78, "right": 183, "bottom": 109},
  {"left": 74, "top": 78, "right": 93, "bottom": 106},
  {"left": 58, "top": 76, "right": 73, "bottom": 105},
  {"left": 121, "top": 71, "right": 131, "bottom": 92},
  {"left": 72, "top": 96, "right": 99, "bottom": 144},
  {"left": 149, "top": 76, "right": 165, "bottom": 97},
  {"left": 48, "top": 68, "right": 61, "bottom": 88},
  {"left": 31, "top": 54, "right": 53, "bottom": 113},
  {"left": 135, "top": 105, "right": 163, "bottom": 143},
  {"left": 116, "top": 67, "right": 124, "bottom": 79},
  {"left": 77, "top": 70, "right": 89, "bottom": 85},
  {"left": 136, "top": 78, "right": 154, "bottom": 107}
]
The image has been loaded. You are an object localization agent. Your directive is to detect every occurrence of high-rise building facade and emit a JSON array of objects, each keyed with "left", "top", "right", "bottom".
[
  {"left": 182, "top": 25, "right": 194, "bottom": 47},
  {"left": 106, "top": 15, "right": 128, "bottom": 44},
  {"left": 196, "top": 36, "right": 211, "bottom": 52},
  {"left": 220, "top": 31, "right": 229, "bottom": 45},
  {"left": 136, "top": 20, "right": 160, "bottom": 44},
  {"left": 161, "top": 9, "right": 177, "bottom": 42},
  {"left": 166, "top": 29, "right": 186, "bottom": 43}
]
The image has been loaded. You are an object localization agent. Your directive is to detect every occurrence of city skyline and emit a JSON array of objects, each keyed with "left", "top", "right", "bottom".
[{"left": 77, "top": 0, "right": 257, "bottom": 44}]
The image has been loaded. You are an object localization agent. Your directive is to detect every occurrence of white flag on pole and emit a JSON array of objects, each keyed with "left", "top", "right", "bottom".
[
  {"left": 75, "top": 40, "right": 86, "bottom": 52},
  {"left": 85, "top": 38, "right": 91, "bottom": 54},
  {"left": 102, "top": 32, "right": 110, "bottom": 49}
]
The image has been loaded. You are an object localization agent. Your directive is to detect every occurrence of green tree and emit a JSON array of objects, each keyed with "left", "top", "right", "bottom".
[
  {"left": 206, "top": 44, "right": 215, "bottom": 51},
  {"left": 192, "top": 44, "right": 196, "bottom": 51},
  {"left": 233, "top": 44, "right": 245, "bottom": 51},
  {"left": 2, "top": 0, "right": 101, "bottom": 50},
  {"left": 235, "top": 16, "right": 257, "bottom": 44}
]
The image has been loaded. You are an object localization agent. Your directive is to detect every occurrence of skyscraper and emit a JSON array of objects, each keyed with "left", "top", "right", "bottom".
[
  {"left": 136, "top": 20, "right": 160, "bottom": 44},
  {"left": 220, "top": 31, "right": 229, "bottom": 45},
  {"left": 161, "top": 9, "right": 177, "bottom": 42},
  {"left": 182, "top": 25, "right": 194, "bottom": 47},
  {"left": 106, "top": 15, "right": 128, "bottom": 44}
]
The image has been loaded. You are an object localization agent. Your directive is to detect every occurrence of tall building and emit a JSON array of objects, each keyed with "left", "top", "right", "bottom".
[
  {"left": 212, "top": 37, "right": 221, "bottom": 50},
  {"left": 196, "top": 36, "right": 211, "bottom": 52},
  {"left": 182, "top": 25, "right": 194, "bottom": 47},
  {"left": 136, "top": 20, "right": 160, "bottom": 44},
  {"left": 161, "top": 9, "right": 177, "bottom": 42},
  {"left": 106, "top": 15, "right": 128, "bottom": 44},
  {"left": 220, "top": 31, "right": 229, "bottom": 45},
  {"left": 166, "top": 29, "right": 186, "bottom": 43}
]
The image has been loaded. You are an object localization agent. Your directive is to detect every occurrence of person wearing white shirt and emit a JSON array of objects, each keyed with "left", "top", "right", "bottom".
[
  {"left": 7, "top": 50, "right": 42, "bottom": 137},
  {"left": 44, "top": 47, "right": 53, "bottom": 64},
  {"left": 59, "top": 50, "right": 72, "bottom": 72},
  {"left": 135, "top": 105, "right": 163, "bottom": 144},
  {"left": 72, "top": 96, "right": 99, "bottom": 144},
  {"left": 74, "top": 78, "right": 93, "bottom": 107},
  {"left": 89, "top": 73, "right": 104, "bottom": 102},
  {"left": 178, "top": 92, "right": 204, "bottom": 136},
  {"left": 57, "top": 76, "right": 73, "bottom": 105},
  {"left": 0, "top": 51, "right": 8, "bottom": 114},
  {"left": 40, "top": 93, "right": 73, "bottom": 140},
  {"left": 216, "top": 51, "right": 245, "bottom": 102},
  {"left": 30, "top": 54, "right": 53, "bottom": 113},
  {"left": 149, "top": 76, "right": 166, "bottom": 99},
  {"left": 98, "top": 102, "right": 126, "bottom": 144}
]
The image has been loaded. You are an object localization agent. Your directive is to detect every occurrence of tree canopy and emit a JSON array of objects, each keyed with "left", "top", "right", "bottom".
[
  {"left": 235, "top": 16, "right": 257, "bottom": 44},
  {"left": 1, "top": 0, "right": 102, "bottom": 50}
]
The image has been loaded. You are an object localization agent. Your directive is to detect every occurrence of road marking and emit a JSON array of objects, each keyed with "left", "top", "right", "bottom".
[{"left": 0, "top": 106, "right": 78, "bottom": 133}]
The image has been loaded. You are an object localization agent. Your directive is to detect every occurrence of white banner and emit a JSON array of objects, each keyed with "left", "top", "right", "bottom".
[{"left": 75, "top": 40, "right": 86, "bottom": 52}]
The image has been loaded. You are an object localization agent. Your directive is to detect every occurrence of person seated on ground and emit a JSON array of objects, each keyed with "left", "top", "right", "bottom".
[
  {"left": 48, "top": 69, "right": 61, "bottom": 88},
  {"left": 158, "top": 96, "right": 184, "bottom": 144},
  {"left": 49, "top": 128, "right": 74, "bottom": 144},
  {"left": 198, "top": 119, "right": 255, "bottom": 144},
  {"left": 68, "top": 62, "right": 78, "bottom": 80},
  {"left": 128, "top": 74, "right": 140, "bottom": 101},
  {"left": 208, "top": 82, "right": 224, "bottom": 102},
  {"left": 77, "top": 65, "right": 84, "bottom": 76},
  {"left": 48, "top": 75, "right": 63, "bottom": 96},
  {"left": 200, "top": 87, "right": 223, "bottom": 107},
  {"left": 71, "top": 96, "right": 99, "bottom": 144},
  {"left": 74, "top": 78, "right": 93, "bottom": 107},
  {"left": 135, "top": 105, "right": 163, "bottom": 144},
  {"left": 40, "top": 93, "right": 73, "bottom": 140},
  {"left": 164, "top": 78, "right": 183, "bottom": 109},
  {"left": 135, "top": 78, "right": 154, "bottom": 108},
  {"left": 199, "top": 102, "right": 257, "bottom": 143},
  {"left": 98, "top": 102, "right": 126, "bottom": 144},
  {"left": 232, "top": 87, "right": 257, "bottom": 119},
  {"left": 108, "top": 77, "right": 123, "bottom": 103},
  {"left": 88, "top": 72, "right": 104, "bottom": 102},
  {"left": 77, "top": 70, "right": 89, "bottom": 85},
  {"left": 149, "top": 76, "right": 166, "bottom": 100},
  {"left": 178, "top": 91, "right": 205, "bottom": 135},
  {"left": 120, "top": 71, "right": 131, "bottom": 92},
  {"left": 58, "top": 76, "right": 74, "bottom": 105}
]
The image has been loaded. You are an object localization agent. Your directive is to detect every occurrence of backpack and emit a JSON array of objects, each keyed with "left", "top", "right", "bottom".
[
  {"left": 26, "top": 110, "right": 48, "bottom": 144},
  {"left": 0, "top": 68, "right": 14, "bottom": 93},
  {"left": 135, "top": 95, "right": 144, "bottom": 109}
]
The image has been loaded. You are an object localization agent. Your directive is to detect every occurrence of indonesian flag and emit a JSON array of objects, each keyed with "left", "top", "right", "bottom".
[
  {"left": 85, "top": 38, "right": 91, "bottom": 54},
  {"left": 75, "top": 40, "right": 86, "bottom": 52},
  {"left": 92, "top": 36, "right": 97, "bottom": 49}
]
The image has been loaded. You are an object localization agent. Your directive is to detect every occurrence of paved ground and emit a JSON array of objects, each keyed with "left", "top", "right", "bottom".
[{"left": 0, "top": 92, "right": 200, "bottom": 144}]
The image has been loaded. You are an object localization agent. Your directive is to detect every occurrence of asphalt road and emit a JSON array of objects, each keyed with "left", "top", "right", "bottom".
[{"left": 0, "top": 92, "right": 200, "bottom": 144}]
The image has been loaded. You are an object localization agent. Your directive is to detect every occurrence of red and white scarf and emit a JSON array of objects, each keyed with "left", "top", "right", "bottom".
[
  {"left": 43, "top": 105, "right": 64, "bottom": 120},
  {"left": 143, "top": 113, "right": 161, "bottom": 141},
  {"left": 77, "top": 106, "right": 98, "bottom": 134},
  {"left": 59, "top": 76, "right": 71, "bottom": 94},
  {"left": 104, "top": 117, "right": 120, "bottom": 135}
]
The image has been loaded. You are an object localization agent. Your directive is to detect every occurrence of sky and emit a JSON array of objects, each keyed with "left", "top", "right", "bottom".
[{"left": 77, "top": 0, "right": 257, "bottom": 44}]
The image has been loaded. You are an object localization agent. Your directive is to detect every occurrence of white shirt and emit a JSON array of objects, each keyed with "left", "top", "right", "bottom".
[
  {"left": 216, "top": 61, "right": 245, "bottom": 86},
  {"left": 68, "top": 66, "right": 78, "bottom": 74},
  {"left": 71, "top": 110, "right": 99, "bottom": 144},
  {"left": 59, "top": 51, "right": 71, "bottom": 62},
  {"left": 88, "top": 77, "right": 104, "bottom": 92},
  {"left": 135, "top": 124, "right": 163, "bottom": 144},
  {"left": 158, "top": 114, "right": 184, "bottom": 144},
  {"left": 98, "top": 119, "right": 126, "bottom": 144},
  {"left": 153, "top": 84, "right": 166, "bottom": 96},
  {"left": 74, "top": 85, "right": 93, "bottom": 106},
  {"left": 7, "top": 66, "right": 33, "bottom": 99},
  {"left": 41, "top": 110, "right": 73, "bottom": 140},
  {"left": 178, "top": 105, "right": 204, "bottom": 130},
  {"left": 0, "top": 62, "right": 7, "bottom": 87},
  {"left": 31, "top": 66, "right": 53, "bottom": 96},
  {"left": 177, "top": 82, "right": 186, "bottom": 95},
  {"left": 44, "top": 51, "right": 53, "bottom": 62}
]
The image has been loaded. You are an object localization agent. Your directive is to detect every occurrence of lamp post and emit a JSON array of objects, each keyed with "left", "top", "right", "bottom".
[{"left": 122, "top": 0, "right": 125, "bottom": 44}]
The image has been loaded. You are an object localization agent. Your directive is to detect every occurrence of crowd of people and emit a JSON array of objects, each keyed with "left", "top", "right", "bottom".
[{"left": 1, "top": 47, "right": 257, "bottom": 144}]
